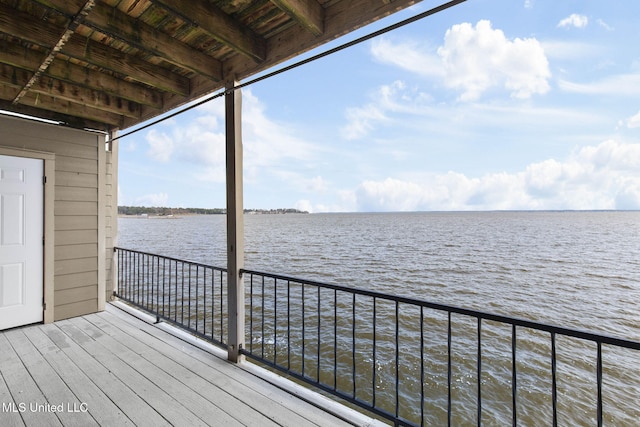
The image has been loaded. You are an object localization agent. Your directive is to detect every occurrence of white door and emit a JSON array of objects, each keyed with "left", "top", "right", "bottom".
[{"left": 0, "top": 154, "right": 43, "bottom": 330}]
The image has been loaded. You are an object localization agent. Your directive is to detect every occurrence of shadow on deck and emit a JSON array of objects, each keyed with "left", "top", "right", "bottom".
[{"left": 0, "top": 303, "right": 382, "bottom": 427}]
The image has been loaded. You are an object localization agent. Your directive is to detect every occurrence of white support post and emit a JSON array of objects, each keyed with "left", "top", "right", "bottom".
[{"left": 225, "top": 80, "right": 245, "bottom": 363}]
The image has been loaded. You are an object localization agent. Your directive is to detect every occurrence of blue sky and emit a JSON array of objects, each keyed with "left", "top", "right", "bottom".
[{"left": 118, "top": 0, "right": 640, "bottom": 212}]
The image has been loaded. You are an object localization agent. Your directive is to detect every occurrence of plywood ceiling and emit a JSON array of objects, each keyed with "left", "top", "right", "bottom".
[{"left": 0, "top": 0, "right": 424, "bottom": 131}]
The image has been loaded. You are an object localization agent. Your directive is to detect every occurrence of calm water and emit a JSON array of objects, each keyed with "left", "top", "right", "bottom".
[{"left": 118, "top": 211, "right": 640, "bottom": 424}]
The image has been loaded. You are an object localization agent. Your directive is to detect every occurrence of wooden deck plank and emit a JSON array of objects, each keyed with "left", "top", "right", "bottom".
[
  {"left": 0, "top": 333, "right": 62, "bottom": 426},
  {"left": 4, "top": 329, "right": 98, "bottom": 427},
  {"left": 102, "top": 304, "right": 355, "bottom": 427},
  {"left": 54, "top": 319, "right": 207, "bottom": 426},
  {"left": 88, "top": 309, "right": 332, "bottom": 427},
  {"left": 69, "top": 315, "right": 258, "bottom": 426},
  {"left": 0, "top": 362, "right": 25, "bottom": 427},
  {"left": 0, "top": 304, "right": 376, "bottom": 427},
  {"left": 40, "top": 323, "right": 171, "bottom": 427},
  {"left": 21, "top": 326, "right": 134, "bottom": 426}
]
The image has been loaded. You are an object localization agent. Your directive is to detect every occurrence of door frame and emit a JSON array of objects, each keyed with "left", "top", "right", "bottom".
[{"left": 0, "top": 146, "right": 55, "bottom": 324}]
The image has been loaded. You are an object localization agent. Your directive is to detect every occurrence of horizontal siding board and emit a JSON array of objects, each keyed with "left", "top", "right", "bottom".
[
  {"left": 56, "top": 171, "right": 98, "bottom": 188},
  {"left": 55, "top": 186, "right": 98, "bottom": 202},
  {"left": 54, "top": 271, "right": 98, "bottom": 291},
  {"left": 56, "top": 156, "right": 97, "bottom": 174},
  {"left": 53, "top": 299, "right": 98, "bottom": 321},
  {"left": 1, "top": 133, "right": 98, "bottom": 158},
  {"left": 3, "top": 121, "right": 100, "bottom": 147},
  {"left": 61, "top": 187, "right": 99, "bottom": 202},
  {"left": 55, "top": 200, "right": 98, "bottom": 216},
  {"left": 56, "top": 215, "right": 97, "bottom": 230},
  {"left": 55, "top": 285, "right": 98, "bottom": 306},
  {"left": 55, "top": 257, "right": 98, "bottom": 276},
  {"left": 55, "top": 244, "right": 98, "bottom": 261},
  {"left": 56, "top": 230, "right": 98, "bottom": 246}
]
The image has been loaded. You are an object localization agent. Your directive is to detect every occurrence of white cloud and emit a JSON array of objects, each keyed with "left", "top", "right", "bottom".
[
  {"left": 559, "top": 74, "right": 640, "bottom": 96},
  {"left": 438, "top": 20, "right": 551, "bottom": 101},
  {"left": 597, "top": 19, "right": 614, "bottom": 31},
  {"left": 135, "top": 192, "right": 169, "bottom": 207},
  {"left": 344, "top": 139, "right": 640, "bottom": 211},
  {"left": 627, "top": 111, "right": 640, "bottom": 128},
  {"left": 146, "top": 129, "right": 174, "bottom": 162},
  {"left": 371, "top": 38, "right": 444, "bottom": 78},
  {"left": 341, "top": 79, "right": 603, "bottom": 141},
  {"left": 371, "top": 21, "right": 551, "bottom": 102},
  {"left": 541, "top": 40, "right": 604, "bottom": 60},
  {"left": 558, "top": 14, "right": 589, "bottom": 29},
  {"left": 145, "top": 90, "right": 318, "bottom": 183},
  {"left": 342, "top": 80, "right": 420, "bottom": 139}
]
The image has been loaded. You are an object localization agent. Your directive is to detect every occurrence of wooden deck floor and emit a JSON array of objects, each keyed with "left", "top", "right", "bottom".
[{"left": 0, "top": 303, "right": 375, "bottom": 427}]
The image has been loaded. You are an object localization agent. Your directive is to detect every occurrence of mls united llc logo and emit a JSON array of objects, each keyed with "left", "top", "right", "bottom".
[{"left": 2, "top": 402, "right": 88, "bottom": 413}]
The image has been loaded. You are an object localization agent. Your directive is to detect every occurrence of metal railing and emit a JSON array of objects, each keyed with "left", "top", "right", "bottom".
[
  {"left": 114, "top": 248, "right": 640, "bottom": 426},
  {"left": 241, "top": 269, "right": 640, "bottom": 427},
  {"left": 114, "top": 247, "right": 228, "bottom": 347}
]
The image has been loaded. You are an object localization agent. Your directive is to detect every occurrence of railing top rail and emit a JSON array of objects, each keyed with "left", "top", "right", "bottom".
[
  {"left": 240, "top": 267, "right": 640, "bottom": 351},
  {"left": 114, "top": 246, "right": 228, "bottom": 273}
]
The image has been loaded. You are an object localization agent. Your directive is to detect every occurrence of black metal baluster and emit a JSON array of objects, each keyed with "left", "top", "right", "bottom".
[
  {"left": 352, "top": 292, "right": 356, "bottom": 398},
  {"left": 168, "top": 259, "right": 172, "bottom": 320},
  {"left": 512, "top": 324, "right": 517, "bottom": 427},
  {"left": 287, "top": 279, "right": 291, "bottom": 371},
  {"left": 220, "top": 270, "right": 224, "bottom": 344},
  {"left": 188, "top": 264, "right": 192, "bottom": 329},
  {"left": 133, "top": 251, "right": 138, "bottom": 303},
  {"left": 174, "top": 260, "right": 179, "bottom": 323},
  {"left": 333, "top": 288, "right": 337, "bottom": 391},
  {"left": 373, "top": 297, "right": 377, "bottom": 409},
  {"left": 203, "top": 267, "right": 207, "bottom": 337},
  {"left": 261, "top": 275, "right": 265, "bottom": 360},
  {"left": 157, "top": 256, "right": 161, "bottom": 317},
  {"left": 477, "top": 317, "right": 482, "bottom": 427},
  {"left": 154, "top": 256, "right": 159, "bottom": 320},
  {"left": 274, "top": 277, "right": 278, "bottom": 366},
  {"left": 395, "top": 300, "right": 399, "bottom": 420},
  {"left": 317, "top": 285, "right": 320, "bottom": 383},
  {"left": 597, "top": 342, "right": 603, "bottom": 427},
  {"left": 249, "top": 274, "right": 254, "bottom": 354},
  {"left": 420, "top": 306, "right": 424, "bottom": 426},
  {"left": 448, "top": 311, "right": 452, "bottom": 427},
  {"left": 551, "top": 332, "right": 557, "bottom": 427},
  {"left": 195, "top": 265, "right": 199, "bottom": 332},
  {"left": 144, "top": 254, "right": 148, "bottom": 308},
  {"left": 302, "top": 282, "right": 306, "bottom": 377}
]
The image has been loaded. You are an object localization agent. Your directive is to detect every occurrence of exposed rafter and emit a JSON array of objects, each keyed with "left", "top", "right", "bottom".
[
  {"left": 31, "top": 0, "right": 223, "bottom": 81},
  {"left": 153, "top": 0, "right": 267, "bottom": 63},
  {"left": 271, "top": 0, "right": 324, "bottom": 36},
  {"left": 12, "top": 0, "right": 95, "bottom": 105}
]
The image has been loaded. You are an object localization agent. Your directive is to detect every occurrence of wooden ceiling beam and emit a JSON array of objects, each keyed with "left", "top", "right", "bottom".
[
  {"left": 270, "top": 0, "right": 324, "bottom": 36},
  {"left": 12, "top": 0, "right": 95, "bottom": 105},
  {"left": 30, "top": 0, "right": 223, "bottom": 81},
  {"left": 153, "top": 0, "right": 266, "bottom": 63},
  {"left": 0, "top": 63, "right": 141, "bottom": 119},
  {"left": 223, "top": 0, "right": 419, "bottom": 82},
  {"left": 0, "top": 39, "right": 162, "bottom": 109},
  {"left": 0, "top": 99, "right": 112, "bottom": 130},
  {"left": 0, "top": 86, "right": 123, "bottom": 127},
  {"left": 0, "top": 3, "right": 189, "bottom": 96}
]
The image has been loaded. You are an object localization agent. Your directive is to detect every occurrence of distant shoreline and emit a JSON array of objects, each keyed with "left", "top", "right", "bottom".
[{"left": 118, "top": 206, "right": 309, "bottom": 217}]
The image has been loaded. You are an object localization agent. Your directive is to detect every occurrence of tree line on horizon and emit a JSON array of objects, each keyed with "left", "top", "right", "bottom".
[{"left": 118, "top": 206, "right": 308, "bottom": 216}]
